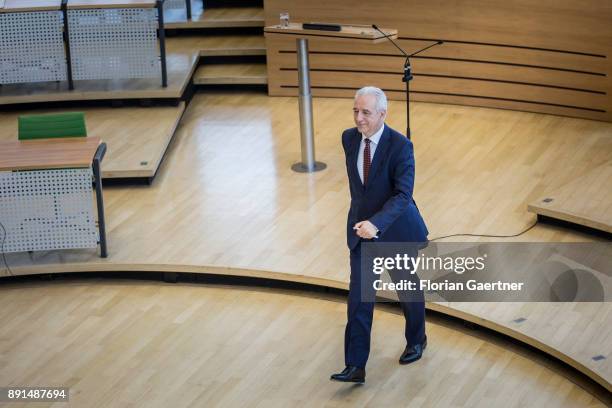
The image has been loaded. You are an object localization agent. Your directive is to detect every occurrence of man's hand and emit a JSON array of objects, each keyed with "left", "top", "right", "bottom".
[{"left": 353, "top": 220, "right": 379, "bottom": 239}]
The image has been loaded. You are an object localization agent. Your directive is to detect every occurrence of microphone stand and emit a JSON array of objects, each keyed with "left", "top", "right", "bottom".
[{"left": 372, "top": 25, "right": 442, "bottom": 139}]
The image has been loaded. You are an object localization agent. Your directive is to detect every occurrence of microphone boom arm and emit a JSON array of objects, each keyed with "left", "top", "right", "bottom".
[{"left": 371, "top": 24, "right": 443, "bottom": 139}]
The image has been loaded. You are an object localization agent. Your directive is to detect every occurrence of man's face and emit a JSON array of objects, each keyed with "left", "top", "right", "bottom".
[{"left": 353, "top": 94, "right": 386, "bottom": 137}]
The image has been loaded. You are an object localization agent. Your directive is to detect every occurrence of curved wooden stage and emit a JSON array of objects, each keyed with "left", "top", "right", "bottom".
[
  {"left": 0, "top": 280, "right": 607, "bottom": 407},
  {"left": 1, "top": 93, "right": 611, "bottom": 394}
]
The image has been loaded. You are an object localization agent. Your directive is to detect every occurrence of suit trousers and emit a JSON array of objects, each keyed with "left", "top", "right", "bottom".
[{"left": 344, "top": 242, "right": 426, "bottom": 368}]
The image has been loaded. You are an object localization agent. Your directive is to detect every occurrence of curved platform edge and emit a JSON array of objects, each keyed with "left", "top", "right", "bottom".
[{"left": 2, "top": 262, "right": 610, "bottom": 392}]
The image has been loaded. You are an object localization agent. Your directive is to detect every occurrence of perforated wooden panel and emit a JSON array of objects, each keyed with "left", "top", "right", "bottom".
[
  {"left": 0, "top": 169, "right": 97, "bottom": 253},
  {"left": 0, "top": 11, "right": 67, "bottom": 84},
  {"left": 68, "top": 7, "right": 159, "bottom": 81},
  {"left": 163, "top": 0, "right": 187, "bottom": 13}
]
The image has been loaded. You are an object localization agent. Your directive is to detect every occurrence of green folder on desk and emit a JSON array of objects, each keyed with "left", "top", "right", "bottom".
[{"left": 18, "top": 112, "right": 87, "bottom": 140}]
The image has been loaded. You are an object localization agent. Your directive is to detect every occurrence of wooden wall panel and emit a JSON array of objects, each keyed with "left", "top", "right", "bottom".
[
  {"left": 264, "top": 0, "right": 612, "bottom": 121},
  {"left": 267, "top": 37, "right": 609, "bottom": 74},
  {"left": 271, "top": 52, "right": 607, "bottom": 93},
  {"left": 275, "top": 70, "right": 607, "bottom": 111},
  {"left": 269, "top": 86, "right": 610, "bottom": 122}
]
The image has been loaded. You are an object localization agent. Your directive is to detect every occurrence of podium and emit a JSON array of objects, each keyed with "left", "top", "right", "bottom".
[{"left": 264, "top": 23, "right": 398, "bottom": 173}]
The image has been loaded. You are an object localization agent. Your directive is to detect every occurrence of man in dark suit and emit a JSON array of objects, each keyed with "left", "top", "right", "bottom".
[{"left": 331, "top": 87, "right": 429, "bottom": 384}]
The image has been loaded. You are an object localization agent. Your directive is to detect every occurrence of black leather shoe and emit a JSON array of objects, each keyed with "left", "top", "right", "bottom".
[
  {"left": 330, "top": 366, "right": 366, "bottom": 383},
  {"left": 399, "top": 337, "right": 427, "bottom": 365}
]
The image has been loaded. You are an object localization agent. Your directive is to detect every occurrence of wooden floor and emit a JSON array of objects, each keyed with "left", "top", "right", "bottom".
[
  {"left": 1, "top": 93, "right": 611, "bottom": 391},
  {"left": 528, "top": 160, "right": 612, "bottom": 233},
  {"left": 0, "top": 280, "right": 607, "bottom": 407},
  {"left": 0, "top": 103, "right": 185, "bottom": 179}
]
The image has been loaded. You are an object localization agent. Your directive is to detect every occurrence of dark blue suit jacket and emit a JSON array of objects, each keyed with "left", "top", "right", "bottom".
[{"left": 343, "top": 124, "right": 429, "bottom": 250}]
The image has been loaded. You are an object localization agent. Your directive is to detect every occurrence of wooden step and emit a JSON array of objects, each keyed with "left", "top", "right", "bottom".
[
  {"left": 165, "top": 6, "right": 264, "bottom": 29},
  {"left": 528, "top": 161, "right": 612, "bottom": 233},
  {"left": 196, "top": 35, "right": 265, "bottom": 56},
  {"left": 166, "top": 35, "right": 265, "bottom": 57},
  {"left": 193, "top": 63, "right": 267, "bottom": 85},
  {"left": 0, "top": 38, "right": 200, "bottom": 105},
  {"left": 0, "top": 102, "right": 186, "bottom": 180}
]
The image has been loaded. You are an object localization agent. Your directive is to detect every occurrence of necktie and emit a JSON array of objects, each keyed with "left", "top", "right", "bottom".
[{"left": 363, "top": 138, "right": 371, "bottom": 184}]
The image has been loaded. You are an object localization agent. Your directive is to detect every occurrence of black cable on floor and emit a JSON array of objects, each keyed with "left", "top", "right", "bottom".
[{"left": 428, "top": 220, "right": 539, "bottom": 242}]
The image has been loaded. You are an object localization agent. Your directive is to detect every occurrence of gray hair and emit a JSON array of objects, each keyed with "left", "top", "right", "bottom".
[{"left": 355, "top": 86, "right": 387, "bottom": 112}]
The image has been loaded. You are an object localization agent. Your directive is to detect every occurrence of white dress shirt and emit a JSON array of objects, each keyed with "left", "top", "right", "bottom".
[{"left": 357, "top": 123, "right": 384, "bottom": 184}]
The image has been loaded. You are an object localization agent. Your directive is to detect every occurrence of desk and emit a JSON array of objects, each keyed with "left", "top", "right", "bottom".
[
  {"left": 0, "top": 0, "right": 167, "bottom": 88},
  {"left": 0, "top": 0, "right": 66, "bottom": 85},
  {"left": 0, "top": 137, "right": 108, "bottom": 257},
  {"left": 264, "top": 23, "right": 397, "bottom": 42},
  {"left": 66, "top": 0, "right": 165, "bottom": 86}
]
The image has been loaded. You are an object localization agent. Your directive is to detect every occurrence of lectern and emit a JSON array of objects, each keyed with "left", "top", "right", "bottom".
[{"left": 264, "top": 23, "right": 398, "bottom": 173}]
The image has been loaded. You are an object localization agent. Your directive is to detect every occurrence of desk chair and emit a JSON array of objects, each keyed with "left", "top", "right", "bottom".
[
  {"left": 18, "top": 112, "right": 87, "bottom": 140},
  {"left": 16, "top": 112, "right": 108, "bottom": 257}
]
